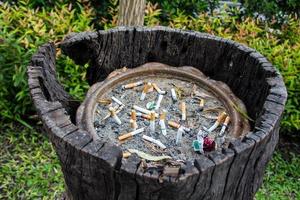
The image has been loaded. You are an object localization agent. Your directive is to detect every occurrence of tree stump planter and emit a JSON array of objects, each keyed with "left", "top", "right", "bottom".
[{"left": 27, "top": 27, "right": 287, "bottom": 200}]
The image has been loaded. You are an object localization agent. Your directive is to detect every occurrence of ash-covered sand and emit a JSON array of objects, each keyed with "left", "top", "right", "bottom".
[{"left": 93, "top": 76, "right": 232, "bottom": 161}]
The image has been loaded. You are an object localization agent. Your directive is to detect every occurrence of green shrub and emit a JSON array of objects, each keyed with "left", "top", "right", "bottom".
[
  {"left": 242, "top": 0, "right": 300, "bottom": 21},
  {"left": 0, "top": 0, "right": 93, "bottom": 126}
]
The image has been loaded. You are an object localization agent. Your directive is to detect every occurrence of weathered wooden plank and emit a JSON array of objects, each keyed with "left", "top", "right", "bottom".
[
  {"left": 190, "top": 155, "right": 215, "bottom": 200},
  {"left": 223, "top": 137, "right": 256, "bottom": 199}
]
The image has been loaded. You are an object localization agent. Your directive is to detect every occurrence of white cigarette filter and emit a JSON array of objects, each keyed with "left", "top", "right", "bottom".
[
  {"left": 180, "top": 102, "right": 186, "bottom": 121},
  {"left": 140, "top": 82, "right": 152, "bottom": 101},
  {"left": 109, "top": 107, "right": 122, "bottom": 125},
  {"left": 118, "top": 127, "right": 145, "bottom": 141},
  {"left": 219, "top": 116, "right": 230, "bottom": 137},
  {"left": 159, "top": 110, "right": 167, "bottom": 136},
  {"left": 152, "top": 83, "right": 167, "bottom": 95},
  {"left": 155, "top": 94, "right": 164, "bottom": 110},
  {"left": 133, "top": 105, "right": 158, "bottom": 117},
  {"left": 111, "top": 96, "right": 124, "bottom": 106},
  {"left": 171, "top": 88, "right": 177, "bottom": 101},
  {"left": 176, "top": 126, "right": 184, "bottom": 144},
  {"left": 142, "top": 135, "right": 167, "bottom": 149},
  {"left": 122, "top": 81, "right": 144, "bottom": 89},
  {"left": 149, "top": 112, "right": 156, "bottom": 133}
]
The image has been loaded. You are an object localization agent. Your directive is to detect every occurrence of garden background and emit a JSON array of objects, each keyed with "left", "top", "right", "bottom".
[{"left": 0, "top": 0, "right": 299, "bottom": 199}]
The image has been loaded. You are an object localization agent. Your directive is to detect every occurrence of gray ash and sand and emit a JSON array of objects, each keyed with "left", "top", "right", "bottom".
[{"left": 94, "top": 77, "right": 231, "bottom": 161}]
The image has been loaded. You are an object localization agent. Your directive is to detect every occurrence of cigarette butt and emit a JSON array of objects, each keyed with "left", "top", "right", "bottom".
[
  {"left": 181, "top": 102, "right": 186, "bottom": 121},
  {"left": 217, "top": 112, "right": 227, "bottom": 123},
  {"left": 224, "top": 116, "right": 230, "bottom": 125},
  {"left": 131, "top": 110, "right": 137, "bottom": 120},
  {"left": 199, "top": 99, "right": 205, "bottom": 110},
  {"left": 130, "top": 119, "right": 138, "bottom": 130},
  {"left": 111, "top": 96, "right": 124, "bottom": 106},
  {"left": 140, "top": 83, "right": 152, "bottom": 100},
  {"left": 137, "top": 112, "right": 151, "bottom": 120},
  {"left": 118, "top": 132, "right": 133, "bottom": 141},
  {"left": 159, "top": 120, "right": 167, "bottom": 136},
  {"left": 150, "top": 112, "right": 156, "bottom": 121},
  {"left": 152, "top": 83, "right": 167, "bottom": 94},
  {"left": 133, "top": 105, "right": 158, "bottom": 117},
  {"left": 142, "top": 135, "right": 167, "bottom": 149},
  {"left": 176, "top": 127, "right": 184, "bottom": 144},
  {"left": 150, "top": 112, "right": 156, "bottom": 133},
  {"left": 119, "top": 127, "right": 145, "bottom": 141},
  {"left": 122, "top": 81, "right": 144, "bottom": 89},
  {"left": 160, "top": 110, "right": 167, "bottom": 120},
  {"left": 143, "top": 82, "right": 152, "bottom": 93},
  {"left": 123, "top": 152, "right": 131, "bottom": 158},
  {"left": 168, "top": 121, "right": 181, "bottom": 129},
  {"left": 97, "top": 99, "right": 112, "bottom": 105},
  {"left": 155, "top": 94, "right": 164, "bottom": 110},
  {"left": 109, "top": 107, "right": 122, "bottom": 125},
  {"left": 219, "top": 116, "right": 230, "bottom": 136},
  {"left": 171, "top": 88, "right": 177, "bottom": 101}
]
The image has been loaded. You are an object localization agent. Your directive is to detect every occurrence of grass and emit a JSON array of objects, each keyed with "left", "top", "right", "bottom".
[
  {"left": 0, "top": 125, "right": 64, "bottom": 199},
  {"left": 0, "top": 125, "right": 299, "bottom": 199}
]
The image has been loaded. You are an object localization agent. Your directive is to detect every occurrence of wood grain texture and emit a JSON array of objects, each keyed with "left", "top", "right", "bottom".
[
  {"left": 28, "top": 27, "right": 287, "bottom": 200},
  {"left": 118, "top": 0, "right": 145, "bottom": 26}
]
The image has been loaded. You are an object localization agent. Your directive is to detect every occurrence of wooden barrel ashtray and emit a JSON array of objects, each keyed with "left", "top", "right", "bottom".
[
  {"left": 28, "top": 27, "right": 287, "bottom": 200},
  {"left": 77, "top": 62, "right": 250, "bottom": 162}
]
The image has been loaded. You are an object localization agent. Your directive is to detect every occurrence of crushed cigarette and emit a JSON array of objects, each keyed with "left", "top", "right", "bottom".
[
  {"left": 128, "top": 149, "right": 171, "bottom": 161},
  {"left": 118, "top": 127, "right": 145, "bottom": 141},
  {"left": 142, "top": 135, "right": 167, "bottom": 149},
  {"left": 146, "top": 101, "right": 156, "bottom": 110},
  {"left": 122, "top": 81, "right": 144, "bottom": 89}
]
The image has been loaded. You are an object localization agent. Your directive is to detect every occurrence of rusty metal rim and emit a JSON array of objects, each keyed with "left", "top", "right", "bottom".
[{"left": 80, "top": 62, "right": 249, "bottom": 141}]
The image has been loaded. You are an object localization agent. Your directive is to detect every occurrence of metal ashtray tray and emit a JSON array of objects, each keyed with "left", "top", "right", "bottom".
[{"left": 77, "top": 62, "right": 250, "bottom": 161}]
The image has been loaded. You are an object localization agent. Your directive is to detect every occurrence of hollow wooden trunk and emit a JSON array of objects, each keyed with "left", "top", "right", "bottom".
[{"left": 27, "top": 27, "right": 287, "bottom": 200}]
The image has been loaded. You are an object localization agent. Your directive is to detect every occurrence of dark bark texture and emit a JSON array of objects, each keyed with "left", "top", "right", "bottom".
[{"left": 27, "top": 27, "right": 287, "bottom": 200}]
